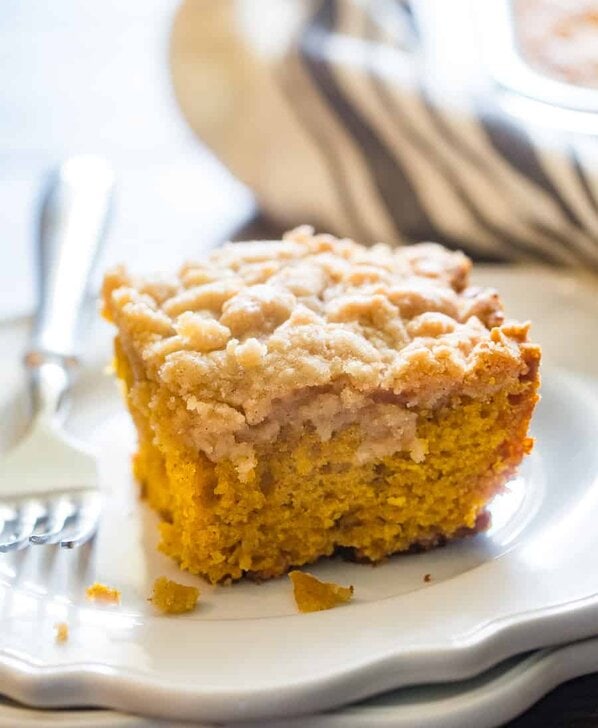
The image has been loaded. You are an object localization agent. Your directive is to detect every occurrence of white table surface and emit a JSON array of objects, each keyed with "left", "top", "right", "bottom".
[{"left": 0, "top": 0, "right": 254, "bottom": 320}]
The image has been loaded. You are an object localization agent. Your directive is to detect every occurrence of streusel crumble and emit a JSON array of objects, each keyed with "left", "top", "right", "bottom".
[{"left": 102, "top": 227, "right": 540, "bottom": 583}]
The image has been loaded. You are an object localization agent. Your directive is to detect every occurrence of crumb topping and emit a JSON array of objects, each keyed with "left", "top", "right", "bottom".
[
  {"left": 289, "top": 570, "right": 354, "bottom": 612},
  {"left": 150, "top": 577, "right": 199, "bottom": 614},
  {"left": 103, "top": 227, "right": 536, "bottom": 479}
]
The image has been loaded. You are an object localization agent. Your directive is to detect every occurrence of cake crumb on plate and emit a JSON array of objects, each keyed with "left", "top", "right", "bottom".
[
  {"left": 86, "top": 582, "right": 121, "bottom": 604},
  {"left": 150, "top": 577, "right": 199, "bottom": 614},
  {"left": 289, "top": 571, "right": 353, "bottom": 613},
  {"left": 54, "top": 622, "right": 68, "bottom": 643}
]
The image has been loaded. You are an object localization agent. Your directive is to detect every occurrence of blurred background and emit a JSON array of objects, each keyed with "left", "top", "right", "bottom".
[
  {"left": 2, "top": 0, "right": 597, "bottom": 315},
  {"left": 0, "top": 1, "right": 253, "bottom": 319}
]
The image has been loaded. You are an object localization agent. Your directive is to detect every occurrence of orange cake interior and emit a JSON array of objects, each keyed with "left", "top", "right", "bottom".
[{"left": 103, "top": 227, "right": 540, "bottom": 584}]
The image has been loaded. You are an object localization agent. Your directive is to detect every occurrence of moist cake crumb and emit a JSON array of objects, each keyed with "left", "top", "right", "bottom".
[
  {"left": 150, "top": 577, "right": 199, "bottom": 614},
  {"left": 289, "top": 571, "right": 354, "bottom": 613}
]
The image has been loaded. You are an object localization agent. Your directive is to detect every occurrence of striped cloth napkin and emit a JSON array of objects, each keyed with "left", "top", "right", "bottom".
[{"left": 171, "top": 0, "right": 598, "bottom": 268}]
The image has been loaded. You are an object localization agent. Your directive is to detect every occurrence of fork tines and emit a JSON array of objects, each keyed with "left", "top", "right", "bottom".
[{"left": 0, "top": 493, "right": 101, "bottom": 552}]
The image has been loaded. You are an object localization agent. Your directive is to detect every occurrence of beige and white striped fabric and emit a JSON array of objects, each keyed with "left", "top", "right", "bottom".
[{"left": 171, "top": 0, "right": 598, "bottom": 267}]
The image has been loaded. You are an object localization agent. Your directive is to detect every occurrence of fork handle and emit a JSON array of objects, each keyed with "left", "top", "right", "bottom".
[{"left": 27, "top": 156, "right": 115, "bottom": 422}]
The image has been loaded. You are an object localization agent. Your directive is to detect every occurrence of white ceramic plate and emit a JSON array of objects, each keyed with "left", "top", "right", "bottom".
[
  {"left": 2, "top": 634, "right": 598, "bottom": 728},
  {"left": 0, "top": 267, "right": 597, "bottom": 723}
]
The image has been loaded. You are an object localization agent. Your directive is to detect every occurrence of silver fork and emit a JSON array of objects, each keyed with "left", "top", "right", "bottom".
[{"left": 0, "top": 156, "right": 114, "bottom": 552}]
